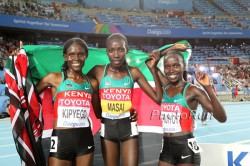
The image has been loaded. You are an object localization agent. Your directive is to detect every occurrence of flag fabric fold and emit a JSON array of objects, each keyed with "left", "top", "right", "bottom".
[{"left": 5, "top": 51, "right": 45, "bottom": 166}]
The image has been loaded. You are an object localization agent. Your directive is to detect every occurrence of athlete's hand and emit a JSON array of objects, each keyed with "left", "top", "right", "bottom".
[
  {"left": 195, "top": 71, "right": 210, "bottom": 87},
  {"left": 160, "top": 43, "right": 189, "bottom": 57},
  {"left": 173, "top": 43, "right": 190, "bottom": 50},
  {"left": 146, "top": 50, "right": 161, "bottom": 69},
  {"left": 130, "top": 109, "right": 138, "bottom": 122},
  {"left": 11, "top": 41, "right": 23, "bottom": 56}
]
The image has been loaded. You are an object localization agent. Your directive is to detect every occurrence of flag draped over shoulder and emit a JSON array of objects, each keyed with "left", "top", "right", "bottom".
[{"left": 5, "top": 50, "right": 45, "bottom": 166}]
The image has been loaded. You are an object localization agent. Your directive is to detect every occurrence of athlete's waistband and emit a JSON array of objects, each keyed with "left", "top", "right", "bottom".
[
  {"left": 52, "top": 127, "right": 92, "bottom": 133},
  {"left": 163, "top": 133, "right": 194, "bottom": 142},
  {"left": 101, "top": 117, "right": 131, "bottom": 123}
]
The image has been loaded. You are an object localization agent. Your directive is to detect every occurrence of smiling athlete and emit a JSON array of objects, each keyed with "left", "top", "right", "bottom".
[
  {"left": 147, "top": 50, "right": 227, "bottom": 166},
  {"left": 35, "top": 37, "right": 101, "bottom": 166}
]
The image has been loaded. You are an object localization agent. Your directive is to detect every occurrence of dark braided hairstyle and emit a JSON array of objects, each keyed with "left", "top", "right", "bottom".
[
  {"left": 61, "top": 37, "right": 88, "bottom": 72},
  {"left": 164, "top": 50, "right": 188, "bottom": 81}
]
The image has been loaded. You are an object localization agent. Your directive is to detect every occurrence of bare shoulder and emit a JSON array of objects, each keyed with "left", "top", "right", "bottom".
[
  {"left": 88, "top": 65, "right": 105, "bottom": 74},
  {"left": 87, "top": 65, "right": 105, "bottom": 80},
  {"left": 128, "top": 65, "right": 140, "bottom": 73}
]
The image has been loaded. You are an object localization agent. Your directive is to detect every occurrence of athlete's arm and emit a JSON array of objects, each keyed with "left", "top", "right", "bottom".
[
  {"left": 191, "top": 73, "right": 227, "bottom": 123},
  {"left": 154, "top": 66, "right": 170, "bottom": 89},
  {"left": 87, "top": 65, "right": 104, "bottom": 83},
  {"left": 36, "top": 72, "right": 61, "bottom": 96},
  {"left": 89, "top": 77, "right": 102, "bottom": 119},
  {"left": 131, "top": 51, "right": 163, "bottom": 105},
  {"left": 160, "top": 43, "right": 190, "bottom": 58},
  {"left": 146, "top": 51, "right": 170, "bottom": 89}
]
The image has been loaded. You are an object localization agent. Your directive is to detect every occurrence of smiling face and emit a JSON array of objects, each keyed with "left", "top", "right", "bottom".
[
  {"left": 63, "top": 44, "right": 87, "bottom": 73},
  {"left": 163, "top": 51, "right": 186, "bottom": 84}
]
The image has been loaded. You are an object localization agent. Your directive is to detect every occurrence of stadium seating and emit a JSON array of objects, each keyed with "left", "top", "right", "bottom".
[
  {"left": 211, "top": 0, "right": 250, "bottom": 16},
  {"left": 193, "top": 0, "right": 225, "bottom": 16},
  {"left": 157, "top": 17, "right": 189, "bottom": 28},
  {"left": 64, "top": 10, "right": 92, "bottom": 23},
  {"left": 126, "top": 15, "right": 159, "bottom": 27},
  {"left": 96, "top": 13, "right": 128, "bottom": 25},
  {"left": 185, "top": 16, "right": 211, "bottom": 29}
]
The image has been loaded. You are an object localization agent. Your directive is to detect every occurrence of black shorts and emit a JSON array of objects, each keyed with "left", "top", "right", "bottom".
[
  {"left": 100, "top": 117, "right": 138, "bottom": 142},
  {"left": 159, "top": 134, "right": 201, "bottom": 165},
  {"left": 49, "top": 127, "right": 95, "bottom": 160}
]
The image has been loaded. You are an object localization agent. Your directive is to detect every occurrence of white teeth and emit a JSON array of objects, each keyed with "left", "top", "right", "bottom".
[
  {"left": 72, "top": 63, "right": 80, "bottom": 66},
  {"left": 169, "top": 75, "right": 177, "bottom": 79}
]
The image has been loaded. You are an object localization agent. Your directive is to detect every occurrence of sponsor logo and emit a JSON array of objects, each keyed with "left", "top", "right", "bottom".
[
  {"left": 181, "top": 155, "right": 191, "bottom": 159},
  {"left": 85, "top": 86, "right": 90, "bottom": 90},
  {"left": 88, "top": 146, "right": 92, "bottom": 149},
  {"left": 174, "top": 99, "right": 182, "bottom": 102},
  {"left": 147, "top": 29, "right": 171, "bottom": 36},
  {"left": 66, "top": 84, "right": 72, "bottom": 87},
  {"left": 124, "top": 82, "right": 130, "bottom": 86},
  {"left": 228, "top": 151, "right": 249, "bottom": 166}
]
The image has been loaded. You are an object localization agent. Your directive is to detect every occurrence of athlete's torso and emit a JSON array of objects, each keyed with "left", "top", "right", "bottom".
[
  {"left": 53, "top": 72, "right": 93, "bottom": 128},
  {"left": 161, "top": 83, "right": 195, "bottom": 134},
  {"left": 99, "top": 64, "right": 134, "bottom": 119}
]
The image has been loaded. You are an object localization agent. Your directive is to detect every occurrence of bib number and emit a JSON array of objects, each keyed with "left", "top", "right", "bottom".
[
  {"left": 187, "top": 138, "right": 202, "bottom": 153},
  {"left": 50, "top": 136, "right": 58, "bottom": 152}
]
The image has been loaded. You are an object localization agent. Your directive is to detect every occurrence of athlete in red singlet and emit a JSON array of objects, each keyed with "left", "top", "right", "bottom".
[
  {"left": 147, "top": 50, "right": 227, "bottom": 166},
  {"left": 35, "top": 37, "right": 101, "bottom": 166}
]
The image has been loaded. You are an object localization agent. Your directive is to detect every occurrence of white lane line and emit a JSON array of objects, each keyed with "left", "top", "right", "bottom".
[
  {"left": 197, "top": 120, "right": 250, "bottom": 129},
  {"left": 196, "top": 128, "right": 250, "bottom": 138},
  {"left": 0, "top": 127, "right": 11, "bottom": 130},
  {"left": 230, "top": 140, "right": 250, "bottom": 144},
  {"left": 0, "top": 131, "right": 11, "bottom": 135},
  {"left": 0, "top": 137, "right": 13, "bottom": 140},
  {"left": 0, "top": 154, "right": 18, "bottom": 158},
  {"left": 0, "top": 144, "right": 15, "bottom": 148}
]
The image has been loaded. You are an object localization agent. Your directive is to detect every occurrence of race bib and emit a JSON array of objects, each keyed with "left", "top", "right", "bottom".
[
  {"left": 100, "top": 88, "right": 132, "bottom": 119},
  {"left": 50, "top": 136, "right": 58, "bottom": 152},
  {"left": 57, "top": 106, "right": 90, "bottom": 128},
  {"left": 161, "top": 103, "right": 182, "bottom": 133},
  {"left": 187, "top": 138, "right": 203, "bottom": 153}
]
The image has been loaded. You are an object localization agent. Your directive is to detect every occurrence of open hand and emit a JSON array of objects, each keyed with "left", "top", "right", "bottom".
[
  {"left": 195, "top": 71, "right": 210, "bottom": 87},
  {"left": 173, "top": 43, "right": 190, "bottom": 50}
]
